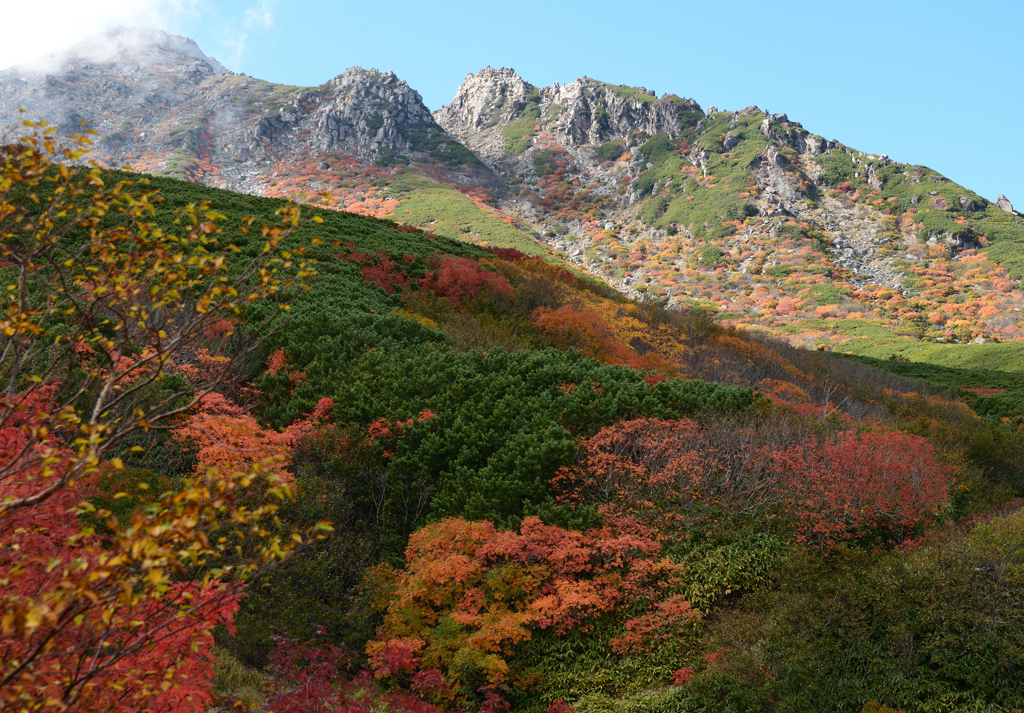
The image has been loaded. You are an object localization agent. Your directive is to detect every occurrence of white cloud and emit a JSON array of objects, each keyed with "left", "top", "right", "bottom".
[
  {"left": 245, "top": 0, "right": 275, "bottom": 30},
  {"left": 219, "top": 0, "right": 276, "bottom": 69},
  {"left": 0, "top": 0, "right": 198, "bottom": 71}
]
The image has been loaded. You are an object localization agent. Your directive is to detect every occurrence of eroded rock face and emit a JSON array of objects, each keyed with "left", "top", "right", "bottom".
[
  {"left": 997, "top": 193, "right": 1016, "bottom": 213},
  {"left": 434, "top": 67, "right": 702, "bottom": 161},
  {"left": 433, "top": 67, "right": 534, "bottom": 135},
  {"left": 749, "top": 146, "right": 808, "bottom": 214},
  {"left": 311, "top": 67, "right": 438, "bottom": 156}
]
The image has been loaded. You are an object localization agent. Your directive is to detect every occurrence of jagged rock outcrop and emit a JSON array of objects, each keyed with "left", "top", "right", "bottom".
[
  {"left": 311, "top": 67, "right": 441, "bottom": 157},
  {"left": 435, "top": 67, "right": 702, "bottom": 162},
  {"left": 433, "top": 67, "right": 534, "bottom": 135},
  {"left": 997, "top": 193, "right": 1016, "bottom": 213},
  {"left": 759, "top": 113, "right": 833, "bottom": 157},
  {"left": 749, "top": 146, "right": 809, "bottom": 214}
]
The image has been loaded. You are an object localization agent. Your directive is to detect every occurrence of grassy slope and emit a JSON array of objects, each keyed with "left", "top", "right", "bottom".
[
  {"left": 806, "top": 317, "right": 1024, "bottom": 371},
  {"left": 121, "top": 170, "right": 482, "bottom": 261},
  {"left": 386, "top": 170, "right": 554, "bottom": 258}
]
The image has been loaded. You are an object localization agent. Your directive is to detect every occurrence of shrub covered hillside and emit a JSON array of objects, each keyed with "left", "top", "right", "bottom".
[{"left": 3, "top": 138, "right": 1023, "bottom": 713}]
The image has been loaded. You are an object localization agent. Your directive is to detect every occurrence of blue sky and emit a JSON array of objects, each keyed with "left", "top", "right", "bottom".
[{"left": 5, "top": 0, "right": 1022, "bottom": 206}]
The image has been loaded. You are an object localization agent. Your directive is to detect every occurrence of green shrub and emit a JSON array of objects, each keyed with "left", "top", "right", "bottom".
[
  {"left": 686, "top": 534, "right": 1024, "bottom": 712},
  {"left": 597, "top": 140, "right": 626, "bottom": 162},
  {"left": 700, "top": 246, "right": 726, "bottom": 264},
  {"left": 806, "top": 284, "right": 847, "bottom": 305}
]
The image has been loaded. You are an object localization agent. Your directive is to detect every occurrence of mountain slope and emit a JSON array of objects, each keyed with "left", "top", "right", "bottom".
[
  {"left": 0, "top": 29, "right": 558, "bottom": 260},
  {"left": 6, "top": 39, "right": 1024, "bottom": 713},
  {"left": 4, "top": 32, "right": 1024, "bottom": 354},
  {"left": 434, "top": 68, "right": 1024, "bottom": 352}
]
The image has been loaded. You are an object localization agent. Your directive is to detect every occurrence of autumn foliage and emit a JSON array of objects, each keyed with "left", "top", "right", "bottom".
[
  {"left": 0, "top": 125, "right": 322, "bottom": 711},
  {"left": 555, "top": 418, "right": 954, "bottom": 547},
  {"left": 419, "top": 255, "right": 514, "bottom": 306},
  {"left": 531, "top": 305, "right": 675, "bottom": 375},
  {"left": 261, "top": 631, "right": 443, "bottom": 713},
  {"left": 176, "top": 391, "right": 295, "bottom": 480},
  {"left": 366, "top": 516, "right": 695, "bottom": 708}
]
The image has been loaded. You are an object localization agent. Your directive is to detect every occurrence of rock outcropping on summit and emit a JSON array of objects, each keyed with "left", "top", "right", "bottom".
[{"left": 435, "top": 67, "right": 700, "bottom": 159}]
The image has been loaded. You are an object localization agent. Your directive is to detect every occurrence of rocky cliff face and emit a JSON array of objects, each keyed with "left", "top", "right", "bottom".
[
  {"left": 435, "top": 67, "right": 701, "bottom": 162},
  {"left": 312, "top": 68, "right": 435, "bottom": 155},
  {"left": 0, "top": 33, "right": 484, "bottom": 196}
]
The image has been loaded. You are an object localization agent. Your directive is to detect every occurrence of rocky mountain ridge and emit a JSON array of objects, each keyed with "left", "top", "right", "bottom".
[
  {"left": 4, "top": 30, "right": 1024, "bottom": 350},
  {"left": 0, "top": 30, "right": 493, "bottom": 195},
  {"left": 435, "top": 67, "right": 701, "bottom": 158}
]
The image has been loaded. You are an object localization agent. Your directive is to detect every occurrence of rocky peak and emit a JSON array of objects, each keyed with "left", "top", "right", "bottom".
[
  {"left": 433, "top": 67, "right": 535, "bottom": 137},
  {"left": 311, "top": 66, "right": 449, "bottom": 159},
  {"left": 435, "top": 70, "right": 703, "bottom": 164},
  {"left": 542, "top": 77, "right": 701, "bottom": 146},
  {"left": 1, "top": 27, "right": 230, "bottom": 141},
  {"left": 997, "top": 193, "right": 1016, "bottom": 214},
  {"left": 759, "top": 112, "right": 834, "bottom": 157}
]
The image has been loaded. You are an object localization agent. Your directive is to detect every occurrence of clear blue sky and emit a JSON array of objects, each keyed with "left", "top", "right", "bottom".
[{"left": 13, "top": 0, "right": 1023, "bottom": 205}]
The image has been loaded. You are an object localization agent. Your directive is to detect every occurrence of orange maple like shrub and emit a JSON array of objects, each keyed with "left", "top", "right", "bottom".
[
  {"left": 531, "top": 304, "right": 675, "bottom": 375},
  {"left": 367, "top": 516, "right": 696, "bottom": 707}
]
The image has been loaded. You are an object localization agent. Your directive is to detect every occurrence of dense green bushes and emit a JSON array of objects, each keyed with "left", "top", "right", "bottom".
[
  {"left": 597, "top": 140, "right": 626, "bottom": 162},
  {"left": 686, "top": 516, "right": 1024, "bottom": 713},
  {"left": 263, "top": 342, "right": 754, "bottom": 523}
]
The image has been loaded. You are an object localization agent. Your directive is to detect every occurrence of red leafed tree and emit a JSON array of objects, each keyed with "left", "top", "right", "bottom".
[
  {"left": 360, "top": 250, "right": 410, "bottom": 295},
  {"left": 0, "top": 126, "right": 323, "bottom": 711},
  {"left": 556, "top": 418, "right": 954, "bottom": 547},
  {"left": 261, "top": 631, "right": 444, "bottom": 713},
  {"left": 419, "top": 255, "right": 514, "bottom": 306},
  {"left": 366, "top": 516, "right": 696, "bottom": 709},
  {"left": 175, "top": 391, "right": 296, "bottom": 481}
]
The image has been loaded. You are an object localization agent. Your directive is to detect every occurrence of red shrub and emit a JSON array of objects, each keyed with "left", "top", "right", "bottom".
[
  {"left": 420, "top": 256, "right": 514, "bottom": 306},
  {"left": 361, "top": 250, "right": 411, "bottom": 294},
  {"left": 556, "top": 418, "right": 955, "bottom": 548},
  {"left": 264, "top": 632, "right": 442, "bottom": 713}
]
